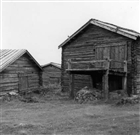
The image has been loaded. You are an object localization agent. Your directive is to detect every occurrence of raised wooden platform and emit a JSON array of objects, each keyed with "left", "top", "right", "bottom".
[
  {"left": 67, "top": 58, "right": 127, "bottom": 73},
  {"left": 67, "top": 58, "right": 128, "bottom": 100}
]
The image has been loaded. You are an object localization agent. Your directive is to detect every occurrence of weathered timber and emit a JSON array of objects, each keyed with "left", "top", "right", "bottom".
[
  {"left": 102, "top": 70, "right": 109, "bottom": 100},
  {"left": 122, "top": 73, "right": 127, "bottom": 95},
  {"left": 0, "top": 53, "right": 42, "bottom": 94},
  {"left": 69, "top": 74, "right": 75, "bottom": 98},
  {"left": 60, "top": 22, "right": 140, "bottom": 98},
  {"left": 42, "top": 64, "right": 61, "bottom": 85}
]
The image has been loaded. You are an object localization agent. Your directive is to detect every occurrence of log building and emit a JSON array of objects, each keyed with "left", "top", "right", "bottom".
[
  {"left": 0, "top": 49, "right": 42, "bottom": 95},
  {"left": 58, "top": 19, "right": 140, "bottom": 99},
  {"left": 42, "top": 62, "right": 61, "bottom": 86}
]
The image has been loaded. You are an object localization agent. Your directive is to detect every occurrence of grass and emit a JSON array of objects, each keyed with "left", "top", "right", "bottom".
[{"left": 0, "top": 90, "right": 139, "bottom": 135}]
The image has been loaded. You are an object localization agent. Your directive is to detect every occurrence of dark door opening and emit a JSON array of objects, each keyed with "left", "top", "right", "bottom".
[
  {"left": 109, "top": 75, "right": 123, "bottom": 92},
  {"left": 91, "top": 72, "right": 103, "bottom": 90},
  {"left": 91, "top": 73, "right": 123, "bottom": 92}
]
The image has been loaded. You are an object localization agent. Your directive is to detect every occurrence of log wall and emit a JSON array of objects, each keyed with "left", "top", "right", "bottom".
[
  {"left": 61, "top": 24, "right": 134, "bottom": 93},
  {"left": 42, "top": 66, "right": 61, "bottom": 86},
  {"left": 135, "top": 38, "right": 140, "bottom": 94},
  {"left": 0, "top": 53, "right": 41, "bottom": 94}
]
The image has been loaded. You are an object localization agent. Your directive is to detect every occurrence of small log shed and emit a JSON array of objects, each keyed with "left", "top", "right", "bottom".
[
  {"left": 0, "top": 49, "right": 43, "bottom": 95},
  {"left": 58, "top": 19, "right": 140, "bottom": 99},
  {"left": 42, "top": 62, "right": 61, "bottom": 86}
]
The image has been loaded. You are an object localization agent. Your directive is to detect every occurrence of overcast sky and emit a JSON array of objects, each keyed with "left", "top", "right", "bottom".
[{"left": 1, "top": 0, "right": 140, "bottom": 65}]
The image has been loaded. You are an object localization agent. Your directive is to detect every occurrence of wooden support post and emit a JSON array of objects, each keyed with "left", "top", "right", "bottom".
[
  {"left": 103, "top": 58, "right": 110, "bottom": 100},
  {"left": 123, "top": 60, "right": 127, "bottom": 96},
  {"left": 103, "top": 70, "right": 109, "bottom": 100},
  {"left": 124, "top": 60, "right": 127, "bottom": 72},
  {"left": 67, "top": 59, "right": 72, "bottom": 70},
  {"left": 104, "top": 58, "right": 110, "bottom": 69},
  {"left": 69, "top": 73, "right": 75, "bottom": 99},
  {"left": 122, "top": 73, "right": 127, "bottom": 96}
]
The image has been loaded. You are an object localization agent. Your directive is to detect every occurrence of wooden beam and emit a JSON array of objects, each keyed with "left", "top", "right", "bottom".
[
  {"left": 69, "top": 74, "right": 75, "bottom": 99},
  {"left": 103, "top": 70, "right": 109, "bottom": 100},
  {"left": 122, "top": 73, "right": 127, "bottom": 96},
  {"left": 66, "top": 68, "right": 106, "bottom": 72},
  {"left": 71, "top": 59, "right": 106, "bottom": 64},
  {"left": 109, "top": 71, "right": 125, "bottom": 76},
  {"left": 67, "top": 59, "right": 72, "bottom": 70},
  {"left": 124, "top": 61, "right": 127, "bottom": 72},
  {"left": 96, "top": 43, "right": 126, "bottom": 48}
]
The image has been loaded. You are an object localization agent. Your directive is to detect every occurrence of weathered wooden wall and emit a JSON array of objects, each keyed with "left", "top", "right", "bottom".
[
  {"left": 42, "top": 66, "right": 61, "bottom": 86},
  {"left": 0, "top": 53, "right": 41, "bottom": 94},
  {"left": 135, "top": 38, "right": 140, "bottom": 94},
  {"left": 61, "top": 24, "right": 134, "bottom": 93}
]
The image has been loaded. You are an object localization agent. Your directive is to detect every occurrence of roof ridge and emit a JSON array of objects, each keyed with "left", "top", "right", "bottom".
[
  {"left": 91, "top": 18, "right": 139, "bottom": 34},
  {"left": 58, "top": 18, "right": 139, "bottom": 48},
  {"left": 0, "top": 49, "right": 42, "bottom": 72}
]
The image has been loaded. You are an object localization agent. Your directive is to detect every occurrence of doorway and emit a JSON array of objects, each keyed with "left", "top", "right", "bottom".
[
  {"left": 91, "top": 72, "right": 123, "bottom": 92},
  {"left": 91, "top": 72, "right": 103, "bottom": 90},
  {"left": 109, "top": 75, "right": 123, "bottom": 92},
  {"left": 18, "top": 74, "right": 29, "bottom": 92}
]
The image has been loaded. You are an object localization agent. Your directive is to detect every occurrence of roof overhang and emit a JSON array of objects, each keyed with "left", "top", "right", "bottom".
[
  {"left": 25, "top": 50, "right": 43, "bottom": 71},
  {"left": 0, "top": 49, "right": 42, "bottom": 72}
]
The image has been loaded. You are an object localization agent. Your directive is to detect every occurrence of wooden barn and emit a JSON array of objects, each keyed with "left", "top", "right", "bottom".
[
  {"left": 42, "top": 62, "right": 61, "bottom": 86},
  {"left": 58, "top": 19, "right": 140, "bottom": 99},
  {"left": 0, "top": 49, "right": 43, "bottom": 95}
]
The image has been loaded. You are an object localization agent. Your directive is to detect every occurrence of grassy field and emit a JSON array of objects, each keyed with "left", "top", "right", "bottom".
[{"left": 0, "top": 91, "right": 140, "bottom": 135}]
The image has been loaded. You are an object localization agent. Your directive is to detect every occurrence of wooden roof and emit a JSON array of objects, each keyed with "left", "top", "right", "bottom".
[
  {"left": 42, "top": 62, "right": 61, "bottom": 69},
  {"left": 58, "top": 19, "right": 140, "bottom": 48},
  {"left": 0, "top": 49, "right": 42, "bottom": 72}
]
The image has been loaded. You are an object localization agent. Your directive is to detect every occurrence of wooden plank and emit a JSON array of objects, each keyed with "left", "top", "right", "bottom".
[
  {"left": 0, "top": 82, "right": 18, "bottom": 88},
  {"left": 0, "top": 86, "right": 18, "bottom": 92},
  {"left": 0, "top": 73, "right": 18, "bottom": 78},
  {"left": 71, "top": 60, "right": 106, "bottom": 63},
  {"left": 125, "top": 42, "right": 128, "bottom": 60},
  {"left": 122, "top": 73, "right": 127, "bottom": 95},
  {"left": 95, "top": 42, "right": 126, "bottom": 48},
  {"left": 69, "top": 74, "right": 75, "bottom": 98},
  {"left": 0, "top": 78, "right": 18, "bottom": 83},
  {"left": 61, "top": 23, "right": 135, "bottom": 94},
  {"left": 66, "top": 68, "right": 106, "bottom": 72},
  {"left": 103, "top": 70, "right": 109, "bottom": 100}
]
